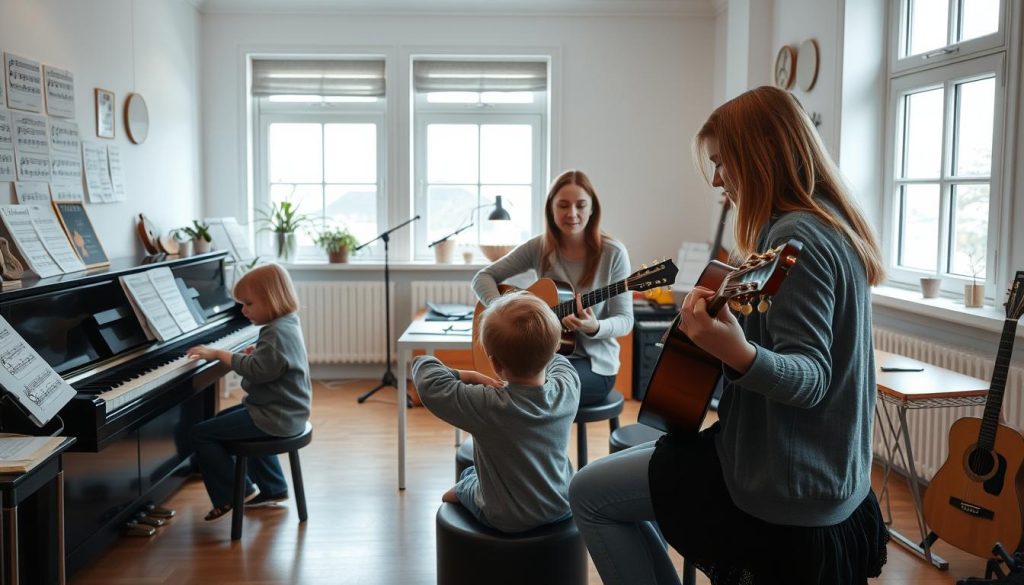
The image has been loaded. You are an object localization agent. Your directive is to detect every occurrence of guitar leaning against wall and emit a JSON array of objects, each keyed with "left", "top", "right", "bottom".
[{"left": 923, "top": 271, "right": 1024, "bottom": 559}]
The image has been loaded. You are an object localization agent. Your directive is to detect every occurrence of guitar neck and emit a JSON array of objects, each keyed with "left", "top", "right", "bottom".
[
  {"left": 978, "top": 318, "right": 1020, "bottom": 451},
  {"left": 552, "top": 279, "right": 629, "bottom": 318}
]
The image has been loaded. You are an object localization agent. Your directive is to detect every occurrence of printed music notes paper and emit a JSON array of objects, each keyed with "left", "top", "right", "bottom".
[
  {"left": 0, "top": 315, "right": 77, "bottom": 427},
  {"left": 0, "top": 108, "right": 14, "bottom": 182},
  {"left": 223, "top": 218, "right": 255, "bottom": 262},
  {"left": 106, "top": 145, "right": 127, "bottom": 202},
  {"left": 3, "top": 53, "right": 43, "bottom": 113},
  {"left": 42, "top": 65, "right": 75, "bottom": 118},
  {"left": 147, "top": 267, "right": 199, "bottom": 333},
  {"left": 27, "top": 204, "right": 85, "bottom": 273},
  {"left": 14, "top": 181, "right": 50, "bottom": 204},
  {"left": 82, "top": 141, "right": 114, "bottom": 203},
  {"left": 120, "top": 272, "right": 182, "bottom": 342},
  {"left": 0, "top": 204, "right": 62, "bottom": 278}
]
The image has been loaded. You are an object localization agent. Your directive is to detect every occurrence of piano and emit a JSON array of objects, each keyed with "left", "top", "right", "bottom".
[{"left": 0, "top": 250, "right": 257, "bottom": 579}]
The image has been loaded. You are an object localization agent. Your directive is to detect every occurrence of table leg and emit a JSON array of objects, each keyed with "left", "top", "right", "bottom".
[
  {"left": 398, "top": 347, "right": 409, "bottom": 491},
  {"left": 57, "top": 471, "right": 65, "bottom": 585},
  {"left": 4, "top": 504, "right": 17, "bottom": 585}
]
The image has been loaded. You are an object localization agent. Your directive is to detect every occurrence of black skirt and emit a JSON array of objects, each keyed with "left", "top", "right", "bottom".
[{"left": 649, "top": 424, "right": 889, "bottom": 585}]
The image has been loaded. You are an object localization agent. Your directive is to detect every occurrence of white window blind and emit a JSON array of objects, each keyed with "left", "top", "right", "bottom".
[
  {"left": 413, "top": 60, "right": 547, "bottom": 93},
  {"left": 252, "top": 59, "right": 386, "bottom": 97}
]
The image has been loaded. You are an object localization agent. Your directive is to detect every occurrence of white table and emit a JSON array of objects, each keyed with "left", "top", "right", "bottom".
[{"left": 395, "top": 315, "right": 473, "bottom": 490}]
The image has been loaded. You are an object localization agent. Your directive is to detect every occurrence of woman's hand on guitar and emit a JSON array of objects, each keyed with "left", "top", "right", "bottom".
[
  {"left": 562, "top": 294, "right": 600, "bottom": 335},
  {"left": 679, "top": 286, "right": 755, "bottom": 374},
  {"left": 456, "top": 369, "right": 507, "bottom": 389}
]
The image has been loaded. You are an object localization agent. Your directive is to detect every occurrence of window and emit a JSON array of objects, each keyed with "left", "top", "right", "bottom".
[
  {"left": 883, "top": 1, "right": 1011, "bottom": 293},
  {"left": 412, "top": 59, "right": 548, "bottom": 260},
  {"left": 252, "top": 58, "right": 386, "bottom": 259}
]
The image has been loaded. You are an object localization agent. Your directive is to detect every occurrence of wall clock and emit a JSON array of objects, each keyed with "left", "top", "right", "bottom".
[
  {"left": 796, "top": 39, "right": 820, "bottom": 91},
  {"left": 774, "top": 45, "right": 797, "bottom": 90}
]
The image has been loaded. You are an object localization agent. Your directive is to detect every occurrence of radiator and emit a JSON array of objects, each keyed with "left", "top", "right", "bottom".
[
  {"left": 873, "top": 327, "right": 1024, "bottom": 481},
  {"left": 294, "top": 281, "right": 394, "bottom": 364},
  {"left": 410, "top": 280, "right": 476, "bottom": 318}
]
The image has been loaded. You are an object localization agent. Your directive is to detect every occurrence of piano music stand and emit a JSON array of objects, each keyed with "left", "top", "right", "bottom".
[{"left": 356, "top": 216, "right": 420, "bottom": 405}]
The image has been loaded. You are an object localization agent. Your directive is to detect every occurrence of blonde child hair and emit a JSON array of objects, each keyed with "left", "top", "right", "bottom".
[
  {"left": 480, "top": 291, "right": 561, "bottom": 378},
  {"left": 232, "top": 263, "right": 299, "bottom": 320}
]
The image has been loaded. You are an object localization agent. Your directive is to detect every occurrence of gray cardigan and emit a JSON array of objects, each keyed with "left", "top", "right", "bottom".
[
  {"left": 471, "top": 235, "right": 634, "bottom": 376},
  {"left": 231, "top": 312, "right": 312, "bottom": 437}
]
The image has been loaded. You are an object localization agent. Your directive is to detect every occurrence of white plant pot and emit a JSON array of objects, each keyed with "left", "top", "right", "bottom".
[{"left": 193, "top": 238, "right": 211, "bottom": 254}]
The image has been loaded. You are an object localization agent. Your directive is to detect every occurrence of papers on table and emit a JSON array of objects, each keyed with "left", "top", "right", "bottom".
[
  {"left": 0, "top": 315, "right": 77, "bottom": 427},
  {"left": 119, "top": 266, "right": 201, "bottom": 342}
]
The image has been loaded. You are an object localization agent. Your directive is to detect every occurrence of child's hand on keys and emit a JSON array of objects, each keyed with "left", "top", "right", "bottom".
[
  {"left": 186, "top": 345, "right": 213, "bottom": 361},
  {"left": 456, "top": 370, "right": 506, "bottom": 388}
]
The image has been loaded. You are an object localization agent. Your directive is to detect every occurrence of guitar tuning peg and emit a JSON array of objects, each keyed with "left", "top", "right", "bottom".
[
  {"left": 728, "top": 299, "right": 743, "bottom": 313},
  {"left": 740, "top": 302, "right": 754, "bottom": 316},
  {"left": 757, "top": 296, "right": 771, "bottom": 313}
]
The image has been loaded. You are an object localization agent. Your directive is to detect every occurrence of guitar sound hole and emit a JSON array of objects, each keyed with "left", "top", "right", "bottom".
[{"left": 968, "top": 448, "right": 996, "bottom": 477}]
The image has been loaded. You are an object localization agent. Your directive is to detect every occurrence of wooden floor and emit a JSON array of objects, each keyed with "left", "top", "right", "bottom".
[{"left": 69, "top": 379, "right": 992, "bottom": 584}]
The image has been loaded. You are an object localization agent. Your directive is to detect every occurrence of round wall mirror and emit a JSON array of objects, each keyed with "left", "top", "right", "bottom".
[
  {"left": 125, "top": 93, "right": 149, "bottom": 144},
  {"left": 796, "top": 39, "right": 820, "bottom": 92}
]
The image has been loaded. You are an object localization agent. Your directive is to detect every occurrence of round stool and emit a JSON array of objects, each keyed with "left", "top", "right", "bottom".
[
  {"left": 435, "top": 502, "right": 587, "bottom": 585},
  {"left": 574, "top": 389, "right": 624, "bottom": 467},
  {"left": 609, "top": 423, "right": 666, "bottom": 453},
  {"left": 455, "top": 437, "right": 474, "bottom": 480},
  {"left": 224, "top": 421, "right": 313, "bottom": 541}
]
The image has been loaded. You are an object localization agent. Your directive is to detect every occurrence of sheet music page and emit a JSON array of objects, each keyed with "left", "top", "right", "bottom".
[
  {"left": 119, "top": 272, "right": 182, "bottom": 342},
  {"left": 147, "top": 267, "right": 199, "bottom": 333},
  {"left": 0, "top": 435, "right": 54, "bottom": 460},
  {"left": 0, "top": 204, "right": 62, "bottom": 278},
  {"left": 204, "top": 219, "right": 237, "bottom": 261},
  {"left": 222, "top": 218, "right": 255, "bottom": 262},
  {"left": 0, "top": 315, "right": 77, "bottom": 427},
  {"left": 82, "top": 141, "right": 114, "bottom": 203},
  {"left": 27, "top": 204, "right": 85, "bottom": 273}
]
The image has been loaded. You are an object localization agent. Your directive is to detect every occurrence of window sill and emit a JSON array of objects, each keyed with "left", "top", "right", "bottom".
[
  {"left": 871, "top": 285, "right": 1021, "bottom": 337},
  {"left": 281, "top": 260, "right": 488, "bottom": 272}
]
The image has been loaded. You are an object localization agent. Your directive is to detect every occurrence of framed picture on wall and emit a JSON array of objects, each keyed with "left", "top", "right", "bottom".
[
  {"left": 53, "top": 201, "right": 109, "bottom": 268},
  {"left": 95, "top": 88, "right": 115, "bottom": 139}
]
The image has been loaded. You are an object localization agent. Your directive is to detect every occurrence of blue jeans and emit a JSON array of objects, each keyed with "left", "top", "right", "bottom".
[
  {"left": 570, "top": 357, "right": 616, "bottom": 406},
  {"left": 568, "top": 441, "right": 681, "bottom": 585},
  {"left": 454, "top": 466, "right": 493, "bottom": 528},
  {"left": 190, "top": 404, "right": 289, "bottom": 508}
]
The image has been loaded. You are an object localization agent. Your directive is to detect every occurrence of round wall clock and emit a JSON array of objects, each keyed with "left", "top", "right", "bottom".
[
  {"left": 125, "top": 93, "right": 150, "bottom": 144},
  {"left": 796, "top": 39, "right": 820, "bottom": 91},
  {"left": 774, "top": 45, "right": 797, "bottom": 90}
]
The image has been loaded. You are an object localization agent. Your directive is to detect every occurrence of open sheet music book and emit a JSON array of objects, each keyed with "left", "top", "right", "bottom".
[
  {"left": 119, "top": 266, "right": 201, "bottom": 342},
  {"left": 0, "top": 434, "right": 66, "bottom": 473},
  {"left": 0, "top": 315, "right": 77, "bottom": 427}
]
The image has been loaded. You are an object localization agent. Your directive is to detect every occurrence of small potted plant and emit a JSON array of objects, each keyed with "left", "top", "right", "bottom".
[
  {"left": 176, "top": 220, "right": 212, "bottom": 254},
  {"left": 964, "top": 249, "right": 985, "bottom": 308},
  {"left": 314, "top": 225, "right": 359, "bottom": 263},
  {"left": 256, "top": 200, "right": 311, "bottom": 261}
]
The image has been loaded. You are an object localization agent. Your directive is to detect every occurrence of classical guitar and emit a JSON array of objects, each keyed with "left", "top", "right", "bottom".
[
  {"left": 471, "top": 260, "right": 679, "bottom": 379},
  {"left": 637, "top": 240, "right": 802, "bottom": 435},
  {"left": 923, "top": 271, "right": 1024, "bottom": 558}
]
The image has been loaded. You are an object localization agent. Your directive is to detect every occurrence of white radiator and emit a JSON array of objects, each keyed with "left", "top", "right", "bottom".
[
  {"left": 410, "top": 280, "right": 476, "bottom": 318},
  {"left": 295, "top": 281, "right": 394, "bottom": 364},
  {"left": 873, "top": 327, "right": 1024, "bottom": 481}
]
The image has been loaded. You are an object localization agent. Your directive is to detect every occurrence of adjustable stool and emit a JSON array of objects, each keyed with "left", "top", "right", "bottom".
[
  {"left": 574, "top": 389, "right": 624, "bottom": 467},
  {"left": 609, "top": 422, "right": 665, "bottom": 453},
  {"left": 224, "top": 421, "right": 313, "bottom": 540},
  {"left": 435, "top": 502, "right": 587, "bottom": 585}
]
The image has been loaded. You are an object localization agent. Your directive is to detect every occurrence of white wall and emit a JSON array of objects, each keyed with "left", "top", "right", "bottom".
[
  {"left": 0, "top": 0, "right": 202, "bottom": 260},
  {"left": 200, "top": 11, "right": 720, "bottom": 268}
]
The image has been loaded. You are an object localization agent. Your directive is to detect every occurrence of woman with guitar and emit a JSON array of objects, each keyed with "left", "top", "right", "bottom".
[
  {"left": 569, "top": 86, "right": 889, "bottom": 585},
  {"left": 471, "top": 169, "right": 633, "bottom": 406}
]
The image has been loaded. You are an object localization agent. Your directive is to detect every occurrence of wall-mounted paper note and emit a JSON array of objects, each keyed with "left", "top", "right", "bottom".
[
  {"left": 3, "top": 53, "right": 43, "bottom": 113},
  {"left": 42, "top": 65, "right": 75, "bottom": 118},
  {"left": 14, "top": 181, "right": 50, "bottom": 204}
]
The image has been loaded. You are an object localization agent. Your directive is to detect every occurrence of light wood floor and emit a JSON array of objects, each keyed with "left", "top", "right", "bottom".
[{"left": 69, "top": 380, "right": 992, "bottom": 584}]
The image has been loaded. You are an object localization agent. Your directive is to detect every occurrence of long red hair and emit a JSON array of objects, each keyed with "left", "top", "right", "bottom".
[{"left": 542, "top": 170, "right": 606, "bottom": 288}]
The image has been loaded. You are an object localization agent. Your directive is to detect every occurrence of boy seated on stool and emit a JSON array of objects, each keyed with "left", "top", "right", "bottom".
[{"left": 413, "top": 291, "right": 581, "bottom": 533}]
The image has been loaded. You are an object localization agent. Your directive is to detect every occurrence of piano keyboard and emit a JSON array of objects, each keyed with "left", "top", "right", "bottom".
[{"left": 86, "top": 324, "right": 259, "bottom": 414}]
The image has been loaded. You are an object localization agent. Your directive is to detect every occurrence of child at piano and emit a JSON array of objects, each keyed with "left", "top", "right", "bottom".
[
  {"left": 186, "top": 263, "right": 312, "bottom": 522},
  {"left": 412, "top": 291, "right": 580, "bottom": 532}
]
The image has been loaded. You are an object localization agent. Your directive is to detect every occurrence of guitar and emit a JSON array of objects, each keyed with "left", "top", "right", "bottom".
[
  {"left": 637, "top": 240, "right": 802, "bottom": 435},
  {"left": 471, "top": 260, "right": 679, "bottom": 379},
  {"left": 923, "top": 271, "right": 1024, "bottom": 558}
]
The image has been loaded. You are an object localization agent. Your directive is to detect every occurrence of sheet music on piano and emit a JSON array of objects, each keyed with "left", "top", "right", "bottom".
[
  {"left": 0, "top": 315, "right": 77, "bottom": 427},
  {"left": 119, "top": 266, "right": 200, "bottom": 342}
]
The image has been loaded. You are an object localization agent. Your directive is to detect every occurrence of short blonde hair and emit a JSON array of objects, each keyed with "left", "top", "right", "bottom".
[
  {"left": 233, "top": 263, "right": 299, "bottom": 320},
  {"left": 480, "top": 291, "right": 561, "bottom": 378}
]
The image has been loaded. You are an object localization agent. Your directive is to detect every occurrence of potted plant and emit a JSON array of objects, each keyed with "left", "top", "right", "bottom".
[
  {"left": 176, "top": 220, "right": 212, "bottom": 254},
  {"left": 314, "top": 225, "right": 359, "bottom": 263},
  {"left": 964, "top": 249, "right": 985, "bottom": 308},
  {"left": 256, "top": 201, "right": 311, "bottom": 261}
]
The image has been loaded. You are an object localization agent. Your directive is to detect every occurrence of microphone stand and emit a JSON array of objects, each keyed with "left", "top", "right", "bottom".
[
  {"left": 357, "top": 215, "right": 420, "bottom": 404},
  {"left": 428, "top": 222, "right": 474, "bottom": 248}
]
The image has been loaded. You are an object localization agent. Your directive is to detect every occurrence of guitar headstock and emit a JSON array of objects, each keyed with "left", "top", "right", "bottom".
[
  {"left": 1005, "top": 271, "right": 1024, "bottom": 322},
  {"left": 718, "top": 239, "right": 802, "bottom": 315},
  {"left": 627, "top": 259, "right": 679, "bottom": 292}
]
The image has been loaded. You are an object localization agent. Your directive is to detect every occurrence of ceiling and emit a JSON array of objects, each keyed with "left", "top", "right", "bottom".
[{"left": 188, "top": 0, "right": 719, "bottom": 16}]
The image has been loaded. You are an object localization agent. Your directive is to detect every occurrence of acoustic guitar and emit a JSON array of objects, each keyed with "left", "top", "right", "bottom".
[
  {"left": 923, "top": 271, "right": 1024, "bottom": 558},
  {"left": 471, "top": 260, "right": 679, "bottom": 379},
  {"left": 637, "top": 240, "right": 802, "bottom": 435}
]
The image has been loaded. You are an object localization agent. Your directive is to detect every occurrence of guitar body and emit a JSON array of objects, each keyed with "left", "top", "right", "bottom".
[{"left": 923, "top": 417, "right": 1024, "bottom": 557}]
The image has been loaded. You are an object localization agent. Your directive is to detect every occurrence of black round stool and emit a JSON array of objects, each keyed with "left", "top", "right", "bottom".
[
  {"left": 436, "top": 502, "right": 587, "bottom": 585},
  {"left": 574, "top": 389, "right": 624, "bottom": 467},
  {"left": 224, "top": 421, "right": 313, "bottom": 540},
  {"left": 609, "top": 423, "right": 666, "bottom": 453},
  {"left": 455, "top": 437, "right": 474, "bottom": 480}
]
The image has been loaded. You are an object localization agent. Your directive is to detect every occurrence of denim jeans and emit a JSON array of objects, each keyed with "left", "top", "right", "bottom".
[
  {"left": 569, "top": 441, "right": 681, "bottom": 585},
  {"left": 190, "top": 404, "right": 289, "bottom": 508},
  {"left": 570, "top": 357, "right": 617, "bottom": 406}
]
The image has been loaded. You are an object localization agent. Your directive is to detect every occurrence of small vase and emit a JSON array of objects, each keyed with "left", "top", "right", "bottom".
[
  {"left": 964, "top": 283, "right": 984, "bottom": 308},
  {"left": 177, "top": 240, "right": 192, "bottom": 256},
  {"left": 433, "top": 239, "right": 455, "bottom": 263},
  {"left": 193, "top": 238, "right": 211, "bottom": 254},
  {"left": 328, "top": 248, "right": 349, "bottom": 263},
  {"left": 276, "top": 232, "right": 296, "bottom": 261}
]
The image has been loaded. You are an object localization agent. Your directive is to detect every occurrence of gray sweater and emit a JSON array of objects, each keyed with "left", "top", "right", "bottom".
[
  {"left": 714, "top": 209, "right": 876, "bottom": 526},
  {"left": 231, "top": 312, "right": 312, "bottom": 437},
  {"left": 471, "top": 235, "right": 634, "bottom": 376},
  {"left": 413, "top": 354, "right": 580, "bottom": 532}
]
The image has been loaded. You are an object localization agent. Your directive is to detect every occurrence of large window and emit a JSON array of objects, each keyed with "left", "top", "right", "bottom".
[{"left": 884, "top": 1, "right": 1011, "bottom": 293}]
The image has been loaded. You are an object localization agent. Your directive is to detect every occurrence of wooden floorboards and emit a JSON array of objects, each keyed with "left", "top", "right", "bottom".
[{"left": 69, "top": 380, "right": 992, "bottom": 584}]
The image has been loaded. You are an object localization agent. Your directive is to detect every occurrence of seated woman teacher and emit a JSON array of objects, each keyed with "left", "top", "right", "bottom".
[
  {"left": 471, "top": 169, "right": 633, "bottom": 406},
  {"left": 569, "top": 86, "right": 889, "bottom": 585}
]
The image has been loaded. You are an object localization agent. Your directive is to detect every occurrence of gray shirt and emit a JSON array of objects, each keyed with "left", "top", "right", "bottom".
[
  {"left": 471, "top": 235, "right": 634, "bottom": 376},
  {"left": 413, "top": 354, "right": 580, "bottom": 532},
  {"left": 231, "top": 312, "right": 312, "bottom": 437}
]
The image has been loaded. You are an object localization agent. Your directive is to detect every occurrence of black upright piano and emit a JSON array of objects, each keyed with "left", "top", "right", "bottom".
[{"left": 0, "top": 251, "right": 257, "bottom": 579}]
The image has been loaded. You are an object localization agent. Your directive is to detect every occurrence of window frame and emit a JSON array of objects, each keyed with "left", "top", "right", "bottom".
[{"left": 888, "top": 0, "right": 1007, "bottom": 75}]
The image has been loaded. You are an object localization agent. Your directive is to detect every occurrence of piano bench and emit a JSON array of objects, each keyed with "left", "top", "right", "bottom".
[
  {"left": 224, "top": 421, "right": 313, "bottom": 541},
  {"left": 574, "top": 389, "right": 624, "bottom": 468}
]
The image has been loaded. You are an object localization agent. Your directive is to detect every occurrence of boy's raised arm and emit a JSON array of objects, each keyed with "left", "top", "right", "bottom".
[{"left": 412, "top": 356, "right": 497, "bottom": 433}]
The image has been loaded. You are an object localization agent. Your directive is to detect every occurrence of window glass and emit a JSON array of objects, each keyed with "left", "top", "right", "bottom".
[
  {"left": 907, "top": 0, "right": 949, "bottom": 56},
  {"left": 269, "top": 123, "right": 322, "bottom": 183},
  {"left": 901, "top": 88, "right": 944, "bottom": 179},
  {"left": 325, "top": 123, "right": 377, "bottom": 183},
  {"left": 949, "top": 183, "right": 989, "bottom": 278},
  {"left": 480, "top": 124, "right": 532, "bottom": 184},
  {"left": 953, "top": 76, "right": 994, "bottom": 177},
  {"left": 959, "top": 0, "right": 999, "bottom": 43},
  {"left": 427, "top": 125, "right": 479, "bottom": 183},
  {"left": 899, "top": 183, "right": 940, "bottom": 271}
]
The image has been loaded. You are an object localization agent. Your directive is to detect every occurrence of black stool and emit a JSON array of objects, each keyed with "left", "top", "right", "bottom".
[
  {"left": 609, "top": 422, "right": 665, "bottom": 453},
  {"left": 436, "top": 502, "right": 587, "bottom": 585},
  {"left": 224, "top": 421, "right": 313, "bottom": 540},
  {"left": 455, "top": 437, "right": 474, "bottom": 480},
  {"left": 574, "top": 389, "right": 624, "bottom": 467}
]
